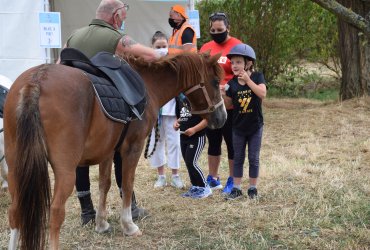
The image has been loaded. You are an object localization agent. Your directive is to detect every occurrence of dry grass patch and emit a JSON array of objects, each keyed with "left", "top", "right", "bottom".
[{"left": 0, "top": 97, "right": 369, "bottom": 249}]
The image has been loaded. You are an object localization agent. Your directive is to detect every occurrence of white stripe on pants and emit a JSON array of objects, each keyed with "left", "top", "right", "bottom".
[{"left": 148, "top": 115, "right": 180, "bottom": 169}]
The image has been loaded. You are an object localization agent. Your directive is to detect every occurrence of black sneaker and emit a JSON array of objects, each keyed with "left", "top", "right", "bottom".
[
  {"left": 247, "top": 187, "right": 258, "bottom": 199},
  {"left": 225, "top": 187, "right": 243, "bottom": 200}
]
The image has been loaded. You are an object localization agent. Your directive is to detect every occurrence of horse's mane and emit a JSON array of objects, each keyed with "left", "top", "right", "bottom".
[{"left": 119, "top": 52, "right": 223, "bottom": 89}]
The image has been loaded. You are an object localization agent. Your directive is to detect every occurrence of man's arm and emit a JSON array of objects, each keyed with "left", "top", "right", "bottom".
[
  {"left": 116, "top": 35, "right": 158, "bottom": 61},
  {"left": 181, "top": 28, "right": 196, "bottom": 52}
]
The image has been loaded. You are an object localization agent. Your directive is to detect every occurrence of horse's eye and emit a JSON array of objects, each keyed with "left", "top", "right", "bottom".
[{"left": 212, "top": 78, "right": 220, "bottom": 88}]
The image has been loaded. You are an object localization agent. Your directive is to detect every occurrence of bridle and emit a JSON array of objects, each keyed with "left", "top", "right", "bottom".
[{"left": 184, "top": 83, "right": 224, "bottom": 115}]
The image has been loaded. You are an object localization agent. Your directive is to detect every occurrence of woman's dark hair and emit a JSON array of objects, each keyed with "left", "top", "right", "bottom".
[
  {"left": 151, "top": 31, "right": 167, "bottom": 45},
  {"left": 209, "top": 12, "right": 230, "bottom": 28}
]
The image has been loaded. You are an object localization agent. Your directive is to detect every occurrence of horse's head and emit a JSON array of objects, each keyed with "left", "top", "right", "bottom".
[{"left": 183, "top": 53, "right": 227, "bottom": 129}]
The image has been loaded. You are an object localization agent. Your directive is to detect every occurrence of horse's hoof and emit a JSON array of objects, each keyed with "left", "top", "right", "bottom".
[
  {"left": 125, "top": 229, "right": 142, "bottom": 237},
  {"left": 95, "top": 221, "right": 111, "bottom": 234},
  {"left": 132, "top": 230, "right": 142, "bottom": 237},
  {"left": 96, "top": 225, "right": 112, "bottom": 234}
]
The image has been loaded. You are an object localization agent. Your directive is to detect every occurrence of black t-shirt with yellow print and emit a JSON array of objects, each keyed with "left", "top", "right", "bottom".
[{"left": 226, "top": 72, "right": 266, "bottom": 136}]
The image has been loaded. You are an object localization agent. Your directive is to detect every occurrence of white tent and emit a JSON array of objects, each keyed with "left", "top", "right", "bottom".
[{"left": 0, "top": 0, "right": 191, "bottom": 81}]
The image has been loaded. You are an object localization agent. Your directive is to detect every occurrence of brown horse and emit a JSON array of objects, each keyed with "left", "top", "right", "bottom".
[{"left": 4, "top": 52, "right": 226, "bottom": 250}]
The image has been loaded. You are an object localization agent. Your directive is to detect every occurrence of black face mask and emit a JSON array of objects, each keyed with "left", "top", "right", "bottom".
[
  {"left": 210, "top": 31, "right": 228, "bottom": 44},
  {"left": 168, "top": 18, "right": 177, "bottom": 28}
]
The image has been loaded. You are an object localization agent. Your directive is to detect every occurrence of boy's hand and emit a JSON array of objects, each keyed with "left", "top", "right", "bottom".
[
  {"left": 173, "top": 121, "right": 180, "bottom": 130},
  {"left": 238, "top": 70, "right": 251, "bottom": 84},
  {"left": 184, "top": 128, "right": 196, "bottom": 137}
]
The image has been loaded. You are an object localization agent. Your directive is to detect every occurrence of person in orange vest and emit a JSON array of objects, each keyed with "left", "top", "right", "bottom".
[{"left": 168, "top": 5, "right": 197, "bottom": 54}]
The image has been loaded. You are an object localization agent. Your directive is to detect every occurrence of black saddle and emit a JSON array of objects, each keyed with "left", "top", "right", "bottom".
[
  {"left": 0, "top": 85, "right": 9, "bottom": 118},
  {"left": 60, "top": 48, "right": 146, "bottom": 120}
]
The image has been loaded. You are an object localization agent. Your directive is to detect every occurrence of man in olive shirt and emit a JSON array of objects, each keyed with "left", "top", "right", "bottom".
[{"left": 63, "top": 0, "right": 158, "bottom": 225}]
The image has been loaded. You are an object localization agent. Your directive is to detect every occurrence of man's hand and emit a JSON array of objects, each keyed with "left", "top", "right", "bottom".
[{"left": 116, "top": 35, "right": 159, "bottom": 61}]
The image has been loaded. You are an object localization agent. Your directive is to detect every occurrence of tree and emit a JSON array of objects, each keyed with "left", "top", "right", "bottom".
[
  {"left": 311, "top": 0, "right": 370, "bottom": 99},
  {"left": 197, "top": 0, "right": 338, "bottom": 84}
]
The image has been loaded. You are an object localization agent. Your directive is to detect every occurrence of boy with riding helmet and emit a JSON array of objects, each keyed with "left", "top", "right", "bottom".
[{"left": 222, "top": 44, "right": 267, "bottom": 199}]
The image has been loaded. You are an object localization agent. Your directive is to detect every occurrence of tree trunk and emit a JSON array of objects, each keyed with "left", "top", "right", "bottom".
[{"left": 338, "top": 0, "right": 370, "bottom": 100}]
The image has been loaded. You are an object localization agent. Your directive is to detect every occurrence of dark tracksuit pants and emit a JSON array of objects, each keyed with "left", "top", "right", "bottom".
[{"left": 180, "top": 135, "right": 207, "bottom": 187}]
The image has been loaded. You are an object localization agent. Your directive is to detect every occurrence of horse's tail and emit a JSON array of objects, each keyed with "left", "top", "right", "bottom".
[{"left": 15, "top": 71, "right": 50, "bottom": 250}]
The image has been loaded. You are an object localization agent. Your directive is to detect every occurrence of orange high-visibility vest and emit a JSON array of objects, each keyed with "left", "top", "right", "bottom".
[{"left": 168, "top": 22, "right": 197, "bottom": 55}]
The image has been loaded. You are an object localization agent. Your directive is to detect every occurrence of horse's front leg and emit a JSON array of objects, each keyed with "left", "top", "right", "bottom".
[
  {"left": 120, "top": 143, "right": 142, "bottom": 236},
  {"left": 95, "top": 158, "right": 112, "bottom": 233}
]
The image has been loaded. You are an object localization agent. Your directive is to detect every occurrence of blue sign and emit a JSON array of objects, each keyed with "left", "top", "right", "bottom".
[
  {"left": 188, "top": 10, "right": 200, "bottom": 38},
  {"left": 39, "top": 12, "right": 61, "bottom": 48}
]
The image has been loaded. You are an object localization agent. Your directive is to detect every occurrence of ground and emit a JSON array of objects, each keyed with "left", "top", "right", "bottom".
[{"left": 0, "top": 97, "right": 369, "bottom": 249}]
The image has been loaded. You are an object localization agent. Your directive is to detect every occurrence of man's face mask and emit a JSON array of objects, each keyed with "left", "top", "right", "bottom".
[
  {"left": 210, "top": 30, "right": 228, "bottom": 44},
  {"left": 155, "top": 48, "right": 168, "bottom": 57},
  {"left": 119, "top": 21, "right": 125, "bottom": 31}
]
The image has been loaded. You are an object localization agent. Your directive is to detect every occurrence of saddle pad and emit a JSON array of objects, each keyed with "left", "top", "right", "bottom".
[
  {"left": 87, "top": 73, "right": 131, "bottom": 124},
  {"left": 91, "top": 52, "right": 146, "bottom": 106}
]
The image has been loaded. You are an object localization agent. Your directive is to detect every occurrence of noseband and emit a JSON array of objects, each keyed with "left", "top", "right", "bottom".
[{"left": 184, "top": 83, "right": 224, "bottom": 115}]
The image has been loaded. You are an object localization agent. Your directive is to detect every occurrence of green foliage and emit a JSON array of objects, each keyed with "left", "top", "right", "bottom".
[{"left": 196, "top": 0, "right": 340, "bottom": 94}]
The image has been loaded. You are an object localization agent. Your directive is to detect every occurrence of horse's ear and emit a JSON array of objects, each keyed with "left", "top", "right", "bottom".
[{"left": 210, "top": 52, "right": 221, "bottom": 64}]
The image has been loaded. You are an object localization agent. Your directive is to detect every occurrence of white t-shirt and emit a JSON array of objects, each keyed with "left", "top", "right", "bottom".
[{"left": 161, "top": 98, "right": 176, "bottom": 116}]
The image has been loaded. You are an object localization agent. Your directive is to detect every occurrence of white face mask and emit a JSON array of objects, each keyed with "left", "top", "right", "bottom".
[{"left": 155, "top": 48, "right": 168, "bottom": 57}]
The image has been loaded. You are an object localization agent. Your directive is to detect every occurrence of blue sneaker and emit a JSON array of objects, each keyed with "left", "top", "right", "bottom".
[
  {"left": 181, "top": 186, "right": 199, "bottom": 197},
  {"left": 206, "top": 175, "right": 223, "bottom": 190},
  {"left": 222, "top": 177, "right": 234, "bottom": 194},
  {"left": 189, "top": 186, "right": 212, "bottom": 199}
]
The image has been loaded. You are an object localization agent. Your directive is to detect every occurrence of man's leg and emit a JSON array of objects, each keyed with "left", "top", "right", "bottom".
[{"left": 75, "top": 166, "right": 96, "bottom": 225}]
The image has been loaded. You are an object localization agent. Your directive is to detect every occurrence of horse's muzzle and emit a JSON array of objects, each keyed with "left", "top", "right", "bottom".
[{"left": 207, "top": 103, "right": 227, "bottom": 129}]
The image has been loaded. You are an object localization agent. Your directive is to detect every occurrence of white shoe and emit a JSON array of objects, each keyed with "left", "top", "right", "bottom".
[
  {"left": 171, "top": 175, "right": 184, "bottom": 189},
  {"left": 154, "top": 175, "right": 167, "bottom": 188},
  {"left": 190, "top": 185, "right": 212, "bottom": 199}
]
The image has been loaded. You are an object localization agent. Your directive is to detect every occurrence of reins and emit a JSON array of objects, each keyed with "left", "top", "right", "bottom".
[{"left": 144, "top": 120, "right": 160, "bottom": 159}]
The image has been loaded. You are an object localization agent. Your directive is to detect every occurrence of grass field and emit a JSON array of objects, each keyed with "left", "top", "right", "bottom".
[{"left": 0, "top": 97, "right": 369, "bottom": 249}]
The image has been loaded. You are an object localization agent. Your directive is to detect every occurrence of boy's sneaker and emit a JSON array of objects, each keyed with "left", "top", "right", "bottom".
[
  {"left": 247, "top": 187, "right": 258, "bottom": 199},
  {"left": 225, "top": 187, "right": 243, "bottom": 200},
  {"left": 206, "top": 175, "right": 223, "bottom": 190},
  {"left": 222, "top": 176, "right": 234, "bottom": 194},
  {"left": 171, "top": 175, "right": 185, "bottom": 189},
  {"left": 181, "top": 186, "right": 199, "bottom": 197},
  {"left": 154, "top": 175, "right": 167, "bottom": 188},
  {"left": 189, "top": 186, "right": 212, "bottom": 199}
]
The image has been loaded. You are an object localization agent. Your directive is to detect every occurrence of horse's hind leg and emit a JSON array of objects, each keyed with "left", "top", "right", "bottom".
[
  {"left": 1, "top": 160, "right": 9, "bottom": 191},
  {"left": 95, "top": 159, "right": 112, "bottom": 233},
  {"left": 49, "top": 168, "right": 76, "bottom": 250}
]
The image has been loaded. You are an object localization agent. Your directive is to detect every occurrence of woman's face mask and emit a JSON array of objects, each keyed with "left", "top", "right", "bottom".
[
  {"left": 210, "top": 30, "right": 228, "bottom": 44},
  {"left": 155, "top": 48, "right": 168, "bottom": 57}
]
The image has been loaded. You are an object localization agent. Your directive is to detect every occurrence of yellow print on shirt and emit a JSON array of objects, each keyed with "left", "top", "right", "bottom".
[{"left": 238, "top": 89, "right": 252, "bottom": 113}]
